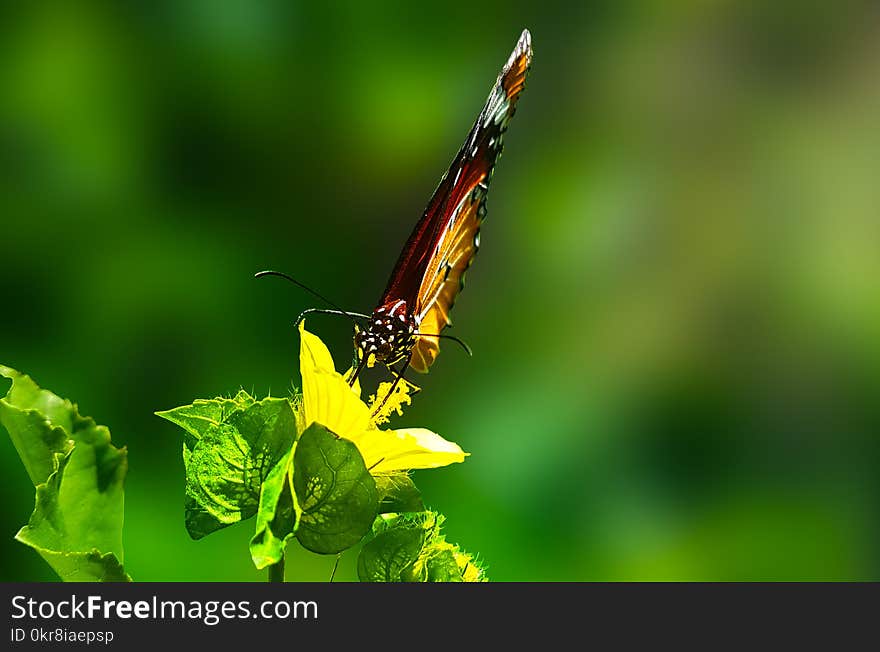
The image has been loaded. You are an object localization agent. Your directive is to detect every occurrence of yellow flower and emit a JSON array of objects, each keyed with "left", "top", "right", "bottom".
[{"left": 297, "top": 322, "right": 467, "bottom": 474}]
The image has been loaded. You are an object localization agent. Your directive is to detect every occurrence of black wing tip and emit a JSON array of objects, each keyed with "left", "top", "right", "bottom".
[
  {"left": 498, "top": 29, "right": 532, "bottom": 100},
  {"left": 513, "top": 28, "right": 533, "bottom": 65},
  {"left": 501, "top": 28, "right": 533, "bottom": 82},
  {"left": 518, "top": 28, "right": 532, "bottom": 55}
]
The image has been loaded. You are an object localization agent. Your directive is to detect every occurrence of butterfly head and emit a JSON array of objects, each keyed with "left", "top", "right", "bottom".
[{"left": 354, "top": 300, "right": 418, "bottom": 368}]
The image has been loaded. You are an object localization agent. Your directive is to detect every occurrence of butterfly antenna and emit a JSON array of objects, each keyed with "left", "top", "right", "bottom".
[
  {"left": 255, "top": 270, "right": 369, "bottom": 326},
  {"left": 419, "top": 333, "right": 473, "bottom": 357}
]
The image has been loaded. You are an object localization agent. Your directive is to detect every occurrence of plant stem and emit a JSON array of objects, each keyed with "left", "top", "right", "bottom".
[
  {"left": 329, "top": 554, "right": 341, "bottom": 582},
  {"left": 268, "top": 557, "right": 285, "bottom": 583}
]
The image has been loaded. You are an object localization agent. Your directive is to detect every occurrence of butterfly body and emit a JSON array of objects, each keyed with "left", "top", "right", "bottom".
[
  {"left": 354, "top": 29, "right": 533, "bottom": 379},
  {"left": 354, "top": 299, "right": 418, "bottom": 368}
]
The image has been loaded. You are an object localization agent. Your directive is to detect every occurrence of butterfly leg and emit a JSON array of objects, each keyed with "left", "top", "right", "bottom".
[
  {"left": 371, "top": 355, "right": 419, "bottom": 416},
  {"left": 390, "top": 356, "right": 422, "bottom": 396},
  {"left": 347, "top": 354, "right": 368, "bottom": 388}
]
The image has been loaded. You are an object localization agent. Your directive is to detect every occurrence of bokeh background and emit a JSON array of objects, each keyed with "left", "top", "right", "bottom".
[{"left": 3, "top": 1, "right": 879, "bottom": 581}]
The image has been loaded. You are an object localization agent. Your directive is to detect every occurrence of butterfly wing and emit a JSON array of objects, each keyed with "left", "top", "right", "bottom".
[
  {"left": 381, "top": 29, "right": 533, "bottom": 373},
  {"left": 409, "top": 180, "right": 486, "bottom": 373}
]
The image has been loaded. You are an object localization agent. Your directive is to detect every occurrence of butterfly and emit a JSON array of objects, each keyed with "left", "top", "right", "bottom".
[{"left": 260, "top": 29, "right": 532, "bottom": 391}]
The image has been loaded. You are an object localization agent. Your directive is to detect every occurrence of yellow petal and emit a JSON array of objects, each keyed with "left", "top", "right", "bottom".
[
  {"left": 342, "top": 366, "right": 362, "bottom": 400},
  {"left": 346, "top": 427, "right": 467, "bottom": 474},
  {"left": 300, "top": 320, "right": 361, "bottom": 398},
  {"left": 299, "top": 321, "right": 336, "bottom": 375},
  {"left": 301, "top": 367, "right": 370, "bottom": 441},
  {"left": 297, "top": 321, "right": 465, "bottom": 474}
]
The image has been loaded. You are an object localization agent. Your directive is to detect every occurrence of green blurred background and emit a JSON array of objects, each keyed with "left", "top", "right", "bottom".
[{"left": 3, "top": 1, "right": 879, "bottom": 581}]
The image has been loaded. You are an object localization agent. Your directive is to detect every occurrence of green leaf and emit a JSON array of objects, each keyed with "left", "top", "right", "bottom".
[
  {"left": 424, "top": 547, "right": 463, "bottom": 582},
  {"left": 357, "top": 511, "right": 487, "bottom": 582},
  {"left": 0, "top": 365, "right": 75, "bottom": 485},
  {"left": 249, "top": 444, "right": 300, "bottom": 570},
  {"left": 293, "top": 423, "right": 378, "bottom": 554},
  {"left": 159, "top": 395, "right": 297, "bottom": 539},
  {"left": 16, "top": 548, "right": 130, "bottom": 582},
  {"left": 375, "top": 473, "right": 425, "bottom": 514},
  {"left": 1, "top": 365, "right": 130, "bottom": 582},
  {"left": 357, "top": 524, "right": 426, "bottom": 582},
  {"left": 155, "top": 391, "right": 254, "bottom": 451},
  {"left": 16, "top": 426, "right": 127, "bottom": 558}
]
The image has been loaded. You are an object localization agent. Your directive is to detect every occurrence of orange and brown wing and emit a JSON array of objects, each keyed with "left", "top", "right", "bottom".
[
  {"left": 406, "top": 30, "right": 533, "bottom": 373},
  {"left": 410, "top": 184, "right": 486, "bottom": 372}
]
